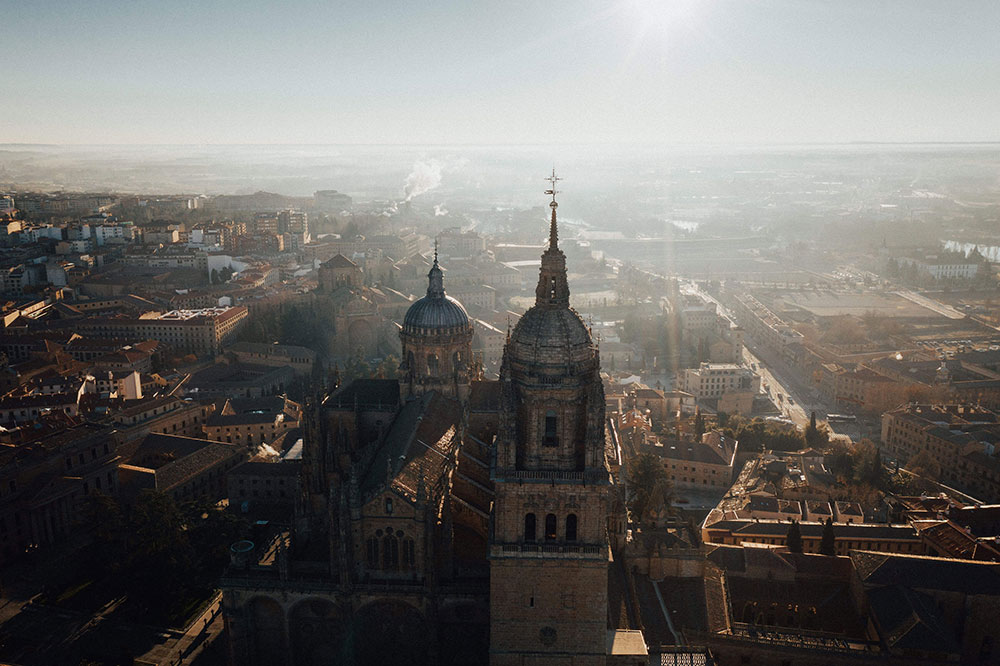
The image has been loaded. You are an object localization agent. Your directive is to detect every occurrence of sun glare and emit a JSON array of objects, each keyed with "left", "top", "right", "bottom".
[{"left": 627, "top": 0, "right": 704, "bottom": 35}]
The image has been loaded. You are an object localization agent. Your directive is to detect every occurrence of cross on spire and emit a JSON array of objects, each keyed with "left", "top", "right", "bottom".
[
  {"left": 544, "top": 168, "right": 561, "bottom": 208},
  {"left": 433, "top": 239, "right": 439, "bottom": 266}
]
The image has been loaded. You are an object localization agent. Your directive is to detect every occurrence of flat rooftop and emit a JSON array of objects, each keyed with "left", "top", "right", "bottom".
[{"left": 772, "top": 290, "right": 942, "bottom": 319}]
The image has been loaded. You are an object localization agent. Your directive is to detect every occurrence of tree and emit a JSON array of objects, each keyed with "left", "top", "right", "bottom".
[
  {"left": 905, "top": 449, "right": 937, "bottom": 478},
  {"left": 78, "top": 492, "right": 126, "bottom": 575},
  {"left": 852, "top": 439, "right": 885, "bottom": 486},
  {"left": 375, "top": 354, "right": 400, "bottom": 380},
  {"left": 819, "top": 517, "right": 836, "bottom": 556},
  {"left": 694, "top": 407, "right": 705, "bottom": 441},
  {"left": 125, "top": 491, "right": 196, "bottom": 615},
  {"left": 786, "top": 520, "right": 803, "bottom": 553},
  {"left": 804, "top": 411, "right": 829, "bottom": 449},
  {"left": 627, "top": 452, "right": 674, "bottom": 525},
  {"left": 210, "top": 268, "right": 220, "bottom": 284},
  {"left": 826, "top": 440, "right": 855, "bottom": 481}
]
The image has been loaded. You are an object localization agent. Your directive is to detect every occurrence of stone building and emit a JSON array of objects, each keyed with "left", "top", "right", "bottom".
[
  {"left": 489, "top": 182, "right": 640, "bottom": 665},
  {"left": 220, "top": 180, "right": 640, "bottom": 666}
]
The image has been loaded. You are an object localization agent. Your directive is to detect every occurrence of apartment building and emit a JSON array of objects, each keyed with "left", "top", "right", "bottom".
[
  {"left": 681, "top": 362, "right": 760, "bottom": 400},
  {"left": 642, "top": 430, "right": 739, "bottom": 490},
  {"left": 75, "top": 306, "right": 247, "bottom": 355},
  {"left": 882, "top": 403, "right": 1000, "bottom": 502}
]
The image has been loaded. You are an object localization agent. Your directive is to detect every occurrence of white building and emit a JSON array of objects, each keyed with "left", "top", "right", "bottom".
[{"left": 681, "top": 362, "right": 761, "bottom": 400}]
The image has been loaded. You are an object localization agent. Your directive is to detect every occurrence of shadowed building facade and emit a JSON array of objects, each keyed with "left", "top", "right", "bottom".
[
  {"left": 220, "top": 176, "right": 640, "bottom": 666},
  {"left": 489, "top": 177, "right": 617, "bottom": 665}
]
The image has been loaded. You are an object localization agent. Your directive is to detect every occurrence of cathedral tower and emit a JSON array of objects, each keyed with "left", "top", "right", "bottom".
[
  {"left": 399, "top": 247, "right": 475, "bottom": 402},
  {"left": 489, "top": 172, "right": 611, "bottom": 665}
]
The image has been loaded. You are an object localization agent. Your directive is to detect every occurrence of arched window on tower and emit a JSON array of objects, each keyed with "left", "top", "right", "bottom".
[
  {"left": 366, "top": 537, "right": 379, "bottom": 569},
  {"left": 524, "top": 513, "right": 536, "bottom": 542},
  {"left": 407, "top": 351, "right": 415, "bottom": 378},
  {"left": 403, "top": 538, "right": 416, "bottom": 569},
  {"left": 383, "top": 533, "right": 399, "bottom": 570},
  {"left": 545, "top": 513, "right": 557, "bottom": 541},
  {"left": 566, "top": 514, "right": 578, "bottom": 542},
  {"left": 543, "top": 410, "right": 558, "bottom": 447},
  {"left": 426, "top": 353, "right": 439, "bottom": 377}
]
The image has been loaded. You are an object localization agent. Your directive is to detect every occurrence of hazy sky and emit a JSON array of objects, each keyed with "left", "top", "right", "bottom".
[{"left": 4, "top": 0, "right": 1000, "bottom": 145}]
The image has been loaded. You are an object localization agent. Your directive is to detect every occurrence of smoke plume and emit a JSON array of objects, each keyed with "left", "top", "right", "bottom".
[{"left": 403, "top": 160, "right": 443, "bottom": 201}]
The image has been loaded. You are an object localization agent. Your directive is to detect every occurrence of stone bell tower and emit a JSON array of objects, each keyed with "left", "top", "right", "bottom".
[{"left": 489, "top": 171, "right": 611, "bottom": 666}]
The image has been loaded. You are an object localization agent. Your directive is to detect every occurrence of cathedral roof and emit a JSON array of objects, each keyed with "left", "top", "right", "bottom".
[
  {"left": 325, "top": 378, "right": 400, "bottom": 411},
  {"left": 321, "top": 253, "right": 358, "bottom": 269},
  {"left": 361, "top": 390, "right": 462, "bottom": 502},
  {"left": 402, "top": 250, "right": 470, "bottom": 334}
]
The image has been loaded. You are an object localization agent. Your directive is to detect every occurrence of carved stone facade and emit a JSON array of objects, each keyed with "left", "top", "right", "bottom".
[
  {"left": 489, "top": 189, "right": 615, "bottom": 665},
  {"left": 221, "top": 180, "right": 639, "bottom": 666}
]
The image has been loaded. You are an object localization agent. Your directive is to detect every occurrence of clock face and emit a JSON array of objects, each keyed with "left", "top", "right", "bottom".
[{"left": 539, "top": 626, "right": 557, "bottom": 646}]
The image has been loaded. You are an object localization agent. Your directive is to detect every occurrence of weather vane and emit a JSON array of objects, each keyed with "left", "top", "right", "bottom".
[{"left": 544, "top": 168, "right": 561, "bottom": 207}]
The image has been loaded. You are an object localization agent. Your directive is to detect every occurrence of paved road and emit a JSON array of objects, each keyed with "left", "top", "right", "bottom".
[{"left": 684, "top": 282, "right": 856, "bottom": 442}]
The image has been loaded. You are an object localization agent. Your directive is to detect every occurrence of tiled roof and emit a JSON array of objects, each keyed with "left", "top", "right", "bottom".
[
  {"left": 852, "top": 550, "right": 1000, "bottom": 595},
  {"left": 468, "top": 380, "right": 500, "bottom": 412},
  {"left": 867, "top": 584, "right": 958, "bottom": 655},
  {"left": 360, "top": 391, "right": 462, "bottom": 504},
  {"left": 229, "top": 460, "right": 301, "bottom": 478},
  {"left": 325, "top": 378, "right": 400, "bottom": 411}
]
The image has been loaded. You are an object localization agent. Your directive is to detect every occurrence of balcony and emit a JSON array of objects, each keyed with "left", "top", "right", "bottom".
[{"left": 490, "top": 542, "right": 607, "bottom": 560}]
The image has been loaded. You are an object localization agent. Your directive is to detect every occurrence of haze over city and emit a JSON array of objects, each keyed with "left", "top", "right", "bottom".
[{"left": 2, "top": 2, "right": 1000, "bottom": 666}]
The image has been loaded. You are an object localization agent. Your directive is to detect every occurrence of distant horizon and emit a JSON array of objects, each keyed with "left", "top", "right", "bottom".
[{"left": 4, "top": 140, "right": 1000, "bottom": 149}]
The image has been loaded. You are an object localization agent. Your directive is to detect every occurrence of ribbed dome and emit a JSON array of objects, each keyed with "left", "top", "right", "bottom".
[
  {"left": 402, "top": 253, "right": 470, "bottom": 334},
  {"left": 508, "top": 306, "right": 593, "bottom": 368},
  {"left": 403, "top": 294, "right": 470, "bottom": 333}
]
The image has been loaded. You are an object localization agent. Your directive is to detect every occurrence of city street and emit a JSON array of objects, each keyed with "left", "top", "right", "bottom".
[{"left": 684, "top": 282, "right": 856, "bottom": 443}]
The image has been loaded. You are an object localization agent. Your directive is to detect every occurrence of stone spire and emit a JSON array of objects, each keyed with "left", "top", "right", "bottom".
[
  {"left": 426, "top": 240, "right": 445, "bottom": 298},
  {"left": 534, "top": 169, "right": 570, "bottom": 307}
]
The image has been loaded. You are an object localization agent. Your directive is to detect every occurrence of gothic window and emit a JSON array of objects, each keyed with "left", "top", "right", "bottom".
[
  {"left": 427, "top": 354, "right": 439, "bottom": 376},
  {"left": 383, "top": 534, "right": 399, "bottom": 570},
  {"left": 524, "top": 513, "right": 536, "bottom": 542},
  {"left": 384, "top": 497, "right": 393, "bottom": 515},
  {"left": 545, "top": 513, "right": 557, "bottom": 541},
  {"left": 366, "top": 537, "right": 379, "bottom": 569},
  {"left": 403, "top": 538, "right": 415, "bottom": 568},
  {"left": 543, "top": 411, "right": 558, "bottom": 447},
  {"left": 566, "top": 514, "right": 578, "bottom": 542}
]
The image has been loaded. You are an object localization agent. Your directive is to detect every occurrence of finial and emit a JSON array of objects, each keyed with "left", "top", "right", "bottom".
[
  {"left": 427, "top": 241, "right": 445, "bottom": 298},
  {"left": 544, "top": 168, "right": 561, "bottom": 250}
]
